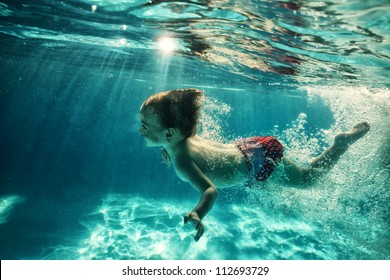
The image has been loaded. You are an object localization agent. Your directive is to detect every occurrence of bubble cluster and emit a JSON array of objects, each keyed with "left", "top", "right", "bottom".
[{"left": 198, "top": 96, "right": 231, "bottom": 142}]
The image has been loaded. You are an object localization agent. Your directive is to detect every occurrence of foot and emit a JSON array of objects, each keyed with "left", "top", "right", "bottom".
[{"left": 334, "top": 122, "right": 370, "bottom": 147}]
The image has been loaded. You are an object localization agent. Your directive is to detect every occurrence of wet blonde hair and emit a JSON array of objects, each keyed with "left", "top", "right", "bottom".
[
  {"left": 142, "top": 88, "right": 203, "bottom": 138},
  {"left": 142, "top": 88, "right": 203, "bottom": 165}
]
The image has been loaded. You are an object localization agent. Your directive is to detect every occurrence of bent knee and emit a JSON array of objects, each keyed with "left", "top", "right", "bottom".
[
  {"left": 289, "top": 167, "right": 311, "bottom": 184},
  {"left": 282, "top": 160, "right": 310, "bottom": 184}
]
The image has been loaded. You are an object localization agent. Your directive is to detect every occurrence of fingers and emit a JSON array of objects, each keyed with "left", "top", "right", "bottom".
[
  {"left": 183, "top": 213, "right": 191, "bottom": 224},
  {"left": 183, "top": 212, "right": 205, "bottom": 242},
  {"left": 194, "top": 223, "right": 204, "bottom": 242}
]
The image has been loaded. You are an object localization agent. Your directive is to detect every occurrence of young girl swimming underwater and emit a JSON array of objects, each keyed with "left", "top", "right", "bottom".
[{"left": 139, "top": 88, "right": 370, "bottom": 241}]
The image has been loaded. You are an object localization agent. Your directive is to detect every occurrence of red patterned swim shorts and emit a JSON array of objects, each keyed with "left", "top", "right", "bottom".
[{"left": 236, "top": 136, "right": 284, "bottom": 186}]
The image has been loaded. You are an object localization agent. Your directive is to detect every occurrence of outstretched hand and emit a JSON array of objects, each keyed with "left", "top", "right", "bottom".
[{"left": 184, "top": 211, "right": 204, "bottom": 242}]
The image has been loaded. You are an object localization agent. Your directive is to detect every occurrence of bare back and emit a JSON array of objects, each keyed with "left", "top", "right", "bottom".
[{"left": 183, "top": 135, "right": 249, "bottom": 187}]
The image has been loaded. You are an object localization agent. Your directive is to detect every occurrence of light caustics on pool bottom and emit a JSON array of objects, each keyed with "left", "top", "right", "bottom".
[
  {"left": 39, "top": 194, "right": 330, "bottom": 260},
  {"left": 40, "top": 87, "right": 389, "bottom": 260},
  {"left": 44, "top": 194, "right": 339, "bottom": 260},
  {"left": 41, "top": 185, "right": 386, "bottom": 260}
]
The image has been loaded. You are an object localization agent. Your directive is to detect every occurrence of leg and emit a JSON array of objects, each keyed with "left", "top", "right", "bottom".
[
  {"left": 308, "top": 122, "right": 370, "bottom": 172},
  {"left": 282, "top": 122, "right": 370, "bottom": 184},
  {"left": 281, "top": 157, "right": 310, "bottom": 184}
]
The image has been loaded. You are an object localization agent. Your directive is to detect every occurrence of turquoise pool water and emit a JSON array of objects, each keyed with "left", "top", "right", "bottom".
[{"left": 0, "top": 0, "right": 389, "bottom": 260}]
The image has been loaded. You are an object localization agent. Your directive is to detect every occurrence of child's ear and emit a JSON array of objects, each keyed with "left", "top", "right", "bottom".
[{"left": 165, "top": 128, "right": 176, "bottom": 142}]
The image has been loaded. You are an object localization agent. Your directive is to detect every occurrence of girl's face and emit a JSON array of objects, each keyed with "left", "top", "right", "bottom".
[{"left": 139, "top": 108, "right": 166, "bottom": 147}]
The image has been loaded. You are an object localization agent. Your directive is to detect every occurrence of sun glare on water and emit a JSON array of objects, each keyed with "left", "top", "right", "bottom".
[{"left": 157, "top": 36, "right": 178, "bottom": 54}]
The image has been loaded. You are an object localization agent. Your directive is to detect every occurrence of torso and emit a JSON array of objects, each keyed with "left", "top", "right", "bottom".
[{"left": 178, "top": 135, "right": 249, "bottom": 188}]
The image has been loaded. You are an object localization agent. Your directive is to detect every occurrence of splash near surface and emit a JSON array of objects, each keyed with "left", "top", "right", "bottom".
[{"left": 1, "top": 0, "right": 389, "bottom": 86}]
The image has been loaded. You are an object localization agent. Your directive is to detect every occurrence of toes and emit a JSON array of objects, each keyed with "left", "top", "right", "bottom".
[{"left": 352, "top": 122, "right": 370, "bottom": 133}]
